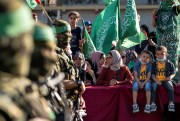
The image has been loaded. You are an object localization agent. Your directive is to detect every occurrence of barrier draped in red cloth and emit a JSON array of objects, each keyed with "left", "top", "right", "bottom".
[
  {"left": 83, "top": 85, "right": 180, "bottom": 121},
  {"left": 83, "top": 86, "right": 120, "bottom": 121}
]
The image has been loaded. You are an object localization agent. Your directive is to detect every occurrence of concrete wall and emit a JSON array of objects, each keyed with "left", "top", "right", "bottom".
[{"left": 35, "top": 5, "right": 158, "bottom": 32}]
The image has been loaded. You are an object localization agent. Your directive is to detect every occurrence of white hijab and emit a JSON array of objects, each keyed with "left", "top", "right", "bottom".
[{"left": 109, "top": 50, "right": 122, "bottom": 71}]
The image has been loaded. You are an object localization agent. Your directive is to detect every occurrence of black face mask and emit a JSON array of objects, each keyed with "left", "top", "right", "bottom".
[
  {"left": 56, "top": 32, "right": 71, "bottom": 49},
  {"left": 29, "top": 48, "right": 56, "bottom": 81}
]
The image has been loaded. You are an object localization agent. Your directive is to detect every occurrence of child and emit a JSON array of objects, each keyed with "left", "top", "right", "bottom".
[
  {"left": 151, "top": 46, "right": 175, "bottom": 112},
  {"left": 68, "top": 11, "right": 85, "bottom": 56},
  {"left": 132, "top": 50, "right": 152, "bottom": 113}
]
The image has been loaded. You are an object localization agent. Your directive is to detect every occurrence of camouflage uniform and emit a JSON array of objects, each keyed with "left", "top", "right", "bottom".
[
  {"left": 0, "top": 1, "right": 54, "bottom": 121},
  {"left": 53, "top": 19, "right": 85, "bottom": 121}
]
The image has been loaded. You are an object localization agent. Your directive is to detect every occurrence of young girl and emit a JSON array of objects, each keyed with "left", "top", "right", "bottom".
[{"left": 96, "top": 50, "right": 133, "bottom": 86}]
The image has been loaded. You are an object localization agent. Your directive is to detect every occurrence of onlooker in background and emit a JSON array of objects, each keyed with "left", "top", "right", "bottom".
[
  {"left": 91, "top": 51, "right": 106, "bottom": 77},
  {"left": 125, "top": 49, "right": 138, "bottom": 72},
  {"left": 68, "top": 11, "right": 85, "bottom": 56},
  {"left": 135, "top": 24, "right": 149, "bottom": 56},
  {"left": 144, "top": 31, "right": 157, "bottom": 59},
  {"left": 74, "top": 52, "right": 86, "bottom": 82},
  {"left": 84, "top": 58, "right": 98, "bottom": 85},
  {"left": 132, "top": 50, "right": 152, "bottom": 113},
  {"left": 85, "top": 21, "right": 92, "bottom": 34},
  {"left": 96, "top": 50, "right": 133, "bottom": 86}
]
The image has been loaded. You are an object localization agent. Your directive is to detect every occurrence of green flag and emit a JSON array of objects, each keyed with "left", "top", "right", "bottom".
[
  {"left": 26, "top": 0, "right": 37, "bottom": 9},
  {"left": 120, "top": 32, "right": 147, "bottom": 50},
  {"left": 103, "top": 0, "right": 115, "bottom": 5},
  {"left": 116, "top": 0, "right": 144, "bottom": 50},
  {"left": 90, "top": 0, "right": 121, "bottom": 55},
  {"left": 121, "top": 0, "right": 140, "bottom": 41},
  {"left": 81, "top": 19, "right": 97, "bottom": 58}
]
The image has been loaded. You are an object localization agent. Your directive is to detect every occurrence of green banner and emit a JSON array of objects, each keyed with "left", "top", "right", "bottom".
[{"left": 90, "top": 0, "right": 121, "bottom": 54}]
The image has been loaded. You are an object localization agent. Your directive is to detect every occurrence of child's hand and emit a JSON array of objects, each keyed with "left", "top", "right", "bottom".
[
  {"left": 165, "top": 77, "right": 171, "bottom": 81},
  {"left": 148, "top": 39, "right": 156, "bottom": 46},
  {"left": 79, "top": 38, "right": 86, "bottom": 47},
  {"left": 110, "top": 79, "right": 117, "bottom": 86},
  {"left": 88, "top": 70, "right": 95, "bottom": 77}
]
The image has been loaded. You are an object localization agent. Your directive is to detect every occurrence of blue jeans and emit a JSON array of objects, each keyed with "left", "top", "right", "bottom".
[
  {"left": 132, "top": 80, "right": 151, "bottom": 91},
  {"left": 151, "top": 81, "right": 174, "bottom": 103}
]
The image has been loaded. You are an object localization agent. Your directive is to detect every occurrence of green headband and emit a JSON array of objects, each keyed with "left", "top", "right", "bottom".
[
  {"left": 53, "top": 24, "right": 71, "bottom": 34},
  {"left": 33, "top": 23, "right": 56, "bottom": 42},
  {"left": 0, "top": 4, "right": 34, "bottom": 37}
]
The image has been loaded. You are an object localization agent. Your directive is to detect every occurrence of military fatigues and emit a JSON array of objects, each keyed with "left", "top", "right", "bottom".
[
  {"left": 55, "top": 47, "right": 80, "bottom": 121},
  {"left": 0, "top": 72, "right": 55, "bottom": 121}
]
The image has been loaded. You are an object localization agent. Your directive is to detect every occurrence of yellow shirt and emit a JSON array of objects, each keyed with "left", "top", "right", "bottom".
[
  {"left": 139, "top": 65, "right": 146, "bottom": 80},
  {"left": 156, "top": 62, "right": 166, "bottom": 81}
]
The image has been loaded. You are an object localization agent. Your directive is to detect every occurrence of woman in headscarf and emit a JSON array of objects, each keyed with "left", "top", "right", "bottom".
[
  {"left": 90, "top": 51, "right": 106, "bottom": 77},
  {"left": 96, "top": 50, "right": 133, "bottom": 86},
  {"left": 84, "top": 58, "right": 98, "bottom": 85}
]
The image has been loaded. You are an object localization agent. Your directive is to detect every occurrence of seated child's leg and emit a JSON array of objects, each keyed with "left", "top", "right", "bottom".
[
  {"left": 162, "top": 81, "right": 175, "bottom": 112},
  {"left": 162, "top": 81, "right": 174, "bottom": 102},
  {"left": 144, "top": 81, "right": 151, "bottom": 113},
  {"left": 145, "top": 81, "right": 151, "bottom": 104},
  {"left": 132, "top": 80, "right": 140, "bottom": 113},
  {"left": 132, "top": 81, "right": 139, "bottom": 104},
  {"left": 150, "top": 81, "right": 158, "bottom": 112},
  {"left": 151, "top": 81, "right": 158, "bottom": 103}
]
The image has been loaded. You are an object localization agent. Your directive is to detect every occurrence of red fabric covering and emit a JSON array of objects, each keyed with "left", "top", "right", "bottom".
[
  {"left": 83, "top": 85, "right": 180, "bottom": 121},
  {"left": 96, "top": 66, "right": 133, "bottom": 86}
]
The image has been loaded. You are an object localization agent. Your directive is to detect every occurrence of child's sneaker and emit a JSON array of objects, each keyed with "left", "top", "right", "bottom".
[
  {"left": 168, "top": 103, "right": 175, "bottom": 112},
  {"left": 133, "top": 104, "right": 139, "bottom": 113},
  {"left": 144, "top": 104, "right": 151, "bottom": 113},
  {"left": 150, "top": 103, "right": 157, "bottom": 112}
]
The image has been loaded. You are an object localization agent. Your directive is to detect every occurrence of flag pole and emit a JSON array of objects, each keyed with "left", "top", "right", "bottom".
[
  {"left": 39, "top": 4, "right": 53, "bottom": 24},
  {"left": 35, "top": 0, "right": 53, "bottom": 24},
  {"left": 81, "top": 18, "right": 86, "bottom": 39}
]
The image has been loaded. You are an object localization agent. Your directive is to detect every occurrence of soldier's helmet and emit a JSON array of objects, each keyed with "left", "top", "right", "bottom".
[
  {"left": 29, "top": 22, "right": 57, "bottom": 79},
  {"left": 52, "top": 19, "right": 72, "bottom": 49},
  {"left": 0, "top": 0, "right": 34, "bottom": 76}
]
